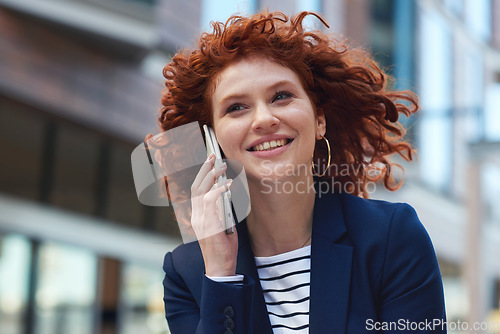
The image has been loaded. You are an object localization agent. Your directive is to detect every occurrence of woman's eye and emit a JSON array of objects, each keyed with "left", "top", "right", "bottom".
[
  {"left": 272, "top": 91, "right": 293, "bottom": 102},
  {"left": 226, "top": 104, "right": 245, "bottom": 113}
]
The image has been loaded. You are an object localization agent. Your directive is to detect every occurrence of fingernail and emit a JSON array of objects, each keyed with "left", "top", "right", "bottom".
[
  {"left": 227, "top": 179, "right": 233, "bottom": 187},
  {"left": 207, "top": 153, "right": 215, "bottom": 161}
]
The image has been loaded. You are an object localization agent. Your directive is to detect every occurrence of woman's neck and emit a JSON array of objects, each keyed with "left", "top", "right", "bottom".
[{"left": 245, "top": 174, "right": 316, "bottom": 257}]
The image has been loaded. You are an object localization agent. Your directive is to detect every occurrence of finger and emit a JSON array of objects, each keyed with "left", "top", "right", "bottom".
[
  {"left": 192, "top": 180, "right": 233, "bottom": 240},
  {"left": 191, "top": 154, "right": 215, "bottom": 193},
  {"left": 198, "top": 162, "right": 227, "bottom": 195},
  {"left": 203, "top": 179, "right": 233, "bottom": 205}
]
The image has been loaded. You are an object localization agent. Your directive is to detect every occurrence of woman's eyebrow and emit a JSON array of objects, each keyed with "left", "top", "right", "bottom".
[
  {"left": 218, "top": 79, "right": 297, "bottom": 105},
  {"left": 219, "top": 93, "right": 248, "bottom": 106},
  {"left": 268, "top": 79, "right": 296, "bottom": 90}
]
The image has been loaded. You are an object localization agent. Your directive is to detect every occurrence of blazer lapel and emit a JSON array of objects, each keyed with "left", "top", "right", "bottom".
[
  {"left": 235, "top": 191, "right": 353, "bottom": 334},
  {"left": 236, "top": 220, "right": 274, "bottom": 334},
  {"left": 309, "top": 192, "right": 353, "bottom": 334}
]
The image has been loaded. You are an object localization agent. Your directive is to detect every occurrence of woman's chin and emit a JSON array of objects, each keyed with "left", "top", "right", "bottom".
[{"left": 247, "top": 167, "right": 315, "bottom": 192}]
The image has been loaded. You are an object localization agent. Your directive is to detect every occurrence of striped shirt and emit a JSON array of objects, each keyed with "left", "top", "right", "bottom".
[
  {"left": 207, "top": 245, "right": 311, "bottom": 333},
  {"left": 254, "top": 245, "right": 311, "bottom": 333}
]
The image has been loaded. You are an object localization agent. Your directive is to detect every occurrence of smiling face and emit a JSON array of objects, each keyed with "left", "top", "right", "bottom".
[{"left": 211, "top": 55, "right": 326, "bottom": 184}]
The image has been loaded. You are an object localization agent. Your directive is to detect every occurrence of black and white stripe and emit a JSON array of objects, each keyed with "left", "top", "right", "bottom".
[
  {"left": 205, "top": 274, "right": 244, "bottom": 285},
  {"left": 255, "top": 245, "right": 311, "bottom": 333}
]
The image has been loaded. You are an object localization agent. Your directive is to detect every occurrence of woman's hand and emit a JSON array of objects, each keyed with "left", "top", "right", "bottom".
[{"left": 190, "top": 153, "right": 238, "bottom": 277}]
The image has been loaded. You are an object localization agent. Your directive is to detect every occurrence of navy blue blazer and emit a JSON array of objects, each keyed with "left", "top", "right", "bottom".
[{"left": 163, "top": 191, "right": 447, "bottom": 333}]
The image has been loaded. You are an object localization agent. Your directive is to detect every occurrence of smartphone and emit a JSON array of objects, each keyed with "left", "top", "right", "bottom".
[{"left": 203, "top": 125, "right": 235, "bottom": 234}]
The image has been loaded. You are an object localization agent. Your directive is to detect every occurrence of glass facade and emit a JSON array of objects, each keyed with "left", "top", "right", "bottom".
[
  {"left": 370, "top": 0, "right": 395, "bottom": 73},
  {"left": 485, "top": 83, "right": 500, "bottom": 141},
  {"left": 50, "top": 124, "right": 100, "bottom": 215},
  {"left": 465, "top": 0, "right": 492, "bottom": 41},
  {"left": 462, "top": 48, "right": 483, "bottom": 141},
  {"left": 418, "top": 10, "right": 453, "bottom": 191},
  {"left": 414, "top": 0, "right": 500, "bottom": 324},
  {"left": 0, "top": 234, "right": 31, "bottom": 334},
  {"left": 0, "top": 96, "right": 179, "bottom": 334},
  {"left": 484, "top": 163, "right": 500, "bottom": 223},
  {"left": 107, "top": 142, "right": 145, "bottom": 228},
  {"left": 121, "top": 263, "right": 169, "bottom": 334},
  {"left": 0, "top": 101, "right": 45, "bottom": 201},
  {"left": 444, "top": 0, "right": 464, "bottom": 17},
  {"left": 0, "top": 98, "right": 180, "bottom": 237},
  {"left": 35, "top": 243, "right": 97, "bottom": 334}
]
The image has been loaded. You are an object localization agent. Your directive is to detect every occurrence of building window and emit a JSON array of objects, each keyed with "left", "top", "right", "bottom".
[
  {"left": 483, "top": 163, "right": 500, "bottom": 223},
  {"left": 50, "top": 124, "right": 100, "bottom": 216},
  {"left": 438, "top": 258, "right": 467, "bottom": 324},
  {"left": 465, "top": 0, "right": 492, "bottom": 41},
  {"left": 0, "top": 234, "right": 31, "bottom": 334},
  {"left": 0, "top": 100, "right": 45, "bottom": 201},
  {"left": 121, "top": 262, "right": 169, "bottom": 334},
  {"left": 443, "top": 0, "right": 464, "bottom": 18},
  {"left": 485, "top": 81, "right": 500, "bottom": 141},
  {"left": 370, "top": 0, "right": 395, "bottom": 75},
  {"left": 462, "top": 48, "right": 484, "bottom": 141},
  {"left": 107, "top": 142, "right": 144, "bottom": 228},
  {"left": 417, "top": 10, "right": 453, "bottom": 191},
  {"left": 35, "top": 242, "right": 97, "bottom": 334}
]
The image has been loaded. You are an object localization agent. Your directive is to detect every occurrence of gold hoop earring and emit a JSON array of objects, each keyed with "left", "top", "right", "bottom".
[{"left": 311, "top": 136, "right": 331, "bottom": 177}]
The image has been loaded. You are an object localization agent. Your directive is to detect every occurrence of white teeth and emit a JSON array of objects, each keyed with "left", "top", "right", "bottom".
[{"left": 252, "top": 139, "right": 287, "bottom": 151}]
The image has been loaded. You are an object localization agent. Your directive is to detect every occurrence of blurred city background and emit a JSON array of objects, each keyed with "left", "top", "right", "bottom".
[{"left": 0, "top": 0, "right": 499, "bottom": 333}]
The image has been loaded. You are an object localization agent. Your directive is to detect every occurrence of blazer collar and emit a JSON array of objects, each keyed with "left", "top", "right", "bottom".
[
  {"left": 236, "top": 221, "right": 273, "bottom": 334},
  {"left": 309, "top": 191, "right": 353, "bottom": 334},
  {"left": 236, "top": 191, "right": 353, "bottom": 334}
]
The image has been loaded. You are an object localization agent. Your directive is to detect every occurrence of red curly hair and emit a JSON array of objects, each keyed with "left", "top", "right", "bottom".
[{"left": 159, "top": 11, "right": 418, "bottom": 198}]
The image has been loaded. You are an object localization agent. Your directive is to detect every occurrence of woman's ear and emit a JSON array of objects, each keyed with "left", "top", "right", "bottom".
[{"left": 316, "top": 114, "right": 326, "bottom": 139}]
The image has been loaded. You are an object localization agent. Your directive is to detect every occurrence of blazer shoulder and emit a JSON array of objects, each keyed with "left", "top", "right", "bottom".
[
  {"left": 336, "top": 193, "right": 441, "bottom": 297},
  {"left": 340, "top": 192, "right": 413, "bottom": 216},
  {"left": 337, "top": 192, "right": 425, "bottom": 246},
  {"left": 164, "top": 241, "right": 205, "bottom": 291}
]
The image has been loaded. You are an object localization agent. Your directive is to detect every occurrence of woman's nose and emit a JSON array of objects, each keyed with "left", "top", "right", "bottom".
[{"left": 251, "top": 103, "right": 279, "bottom": 132}]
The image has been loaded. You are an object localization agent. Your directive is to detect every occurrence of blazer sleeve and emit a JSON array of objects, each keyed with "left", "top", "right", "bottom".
[
  {"left": 378, "top": 203, "right": 447, "bottom": 333},
  {"left": 163, "top": 251, "right": 255, "bottom": 334}
]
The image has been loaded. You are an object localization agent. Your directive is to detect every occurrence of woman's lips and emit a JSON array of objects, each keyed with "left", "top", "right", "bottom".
[{"left": 247, "top": 139, "right": 293, "bottom": 158}]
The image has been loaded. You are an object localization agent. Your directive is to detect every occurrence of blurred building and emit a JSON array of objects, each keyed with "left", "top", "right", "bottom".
[
  {"left": 0, "top": 0, "right": 185, "bottom": 333},
  {"left": 0, "top": 1, "right": 499, "bottom": 334},
  {"left": 369, "top": 0, "right": 500, "bottom": 330}
]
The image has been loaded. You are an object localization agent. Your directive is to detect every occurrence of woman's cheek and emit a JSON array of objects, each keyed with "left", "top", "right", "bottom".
[{"left": 219, "top": 137, "right": 237, "bottom": 159}]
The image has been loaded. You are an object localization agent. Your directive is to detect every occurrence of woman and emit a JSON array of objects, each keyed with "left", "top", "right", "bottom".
[{"left": 160, "top": 11, "right": 446, "bottom": 334}]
